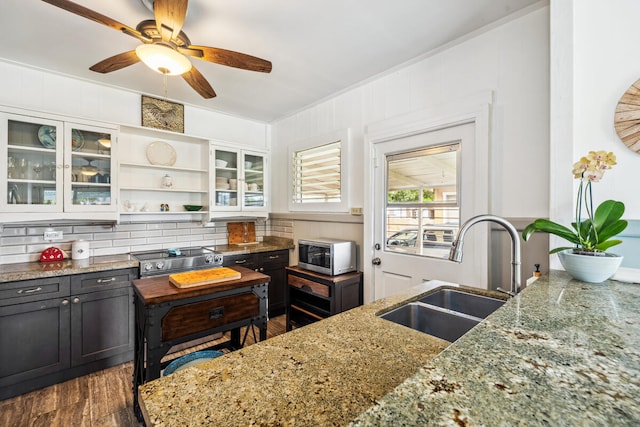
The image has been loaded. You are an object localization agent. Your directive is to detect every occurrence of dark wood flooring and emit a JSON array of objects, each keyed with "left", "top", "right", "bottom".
[{"left": 0, "top": 315, "right": 287, "bottom": 427}]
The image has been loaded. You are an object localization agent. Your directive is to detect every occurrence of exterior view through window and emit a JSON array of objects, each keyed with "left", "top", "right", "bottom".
[{"left": 385, "top": 142, "right": 460, "bottom": 258}]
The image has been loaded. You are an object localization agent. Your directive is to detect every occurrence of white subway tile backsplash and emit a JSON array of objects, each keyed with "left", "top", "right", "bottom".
[
  {"left": 130, "top": 230, "right": 163, "bottom": 239},
  {"left": 162, "top": 229, "right": 187, "bottom": 237},
  {"left": 1, "top": 227, "right": 26, "bottom": 236},
  {"left": 73, "top": 225, "right": 114, "bottom": 233},
  {"left": 27, "top": 226, "right": 74, "bottom": 235},
  {"left": 115, "top": 223, "right": 148, "bottom": 231},
  {"left": 147, "top": 223, "right": 177, "bottom": 230},
  {"left": 93, "top": 231, "right": 131, "bottom": 240},
  {"left": 112, "top": 238, "right": 147, "bottom": 248},
  {"left": 93, "top": 246, "right": 129, "bottom": 257},
  {"left": 147, "top": 236, "right": 178, "bottom": 245},
  {"left": 0, "top": 219, "right": 283, "bottom": 265}
]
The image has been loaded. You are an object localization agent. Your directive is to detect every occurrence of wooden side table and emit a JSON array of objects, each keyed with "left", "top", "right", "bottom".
[{"left": 285, "top": 266, "right": 363, "bottom": 331}]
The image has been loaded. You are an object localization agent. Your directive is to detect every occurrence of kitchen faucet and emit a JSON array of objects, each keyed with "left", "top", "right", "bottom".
[{"left": 448, "top": 215, "right": 521, "bottom": 296}]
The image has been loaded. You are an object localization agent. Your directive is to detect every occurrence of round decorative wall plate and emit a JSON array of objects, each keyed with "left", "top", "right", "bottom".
[
  {"left": 614, "top": 78, "right": 640, "bottom": 154},
  {"left": 146, "top": 141, "right": 177, "bottom": 166}
]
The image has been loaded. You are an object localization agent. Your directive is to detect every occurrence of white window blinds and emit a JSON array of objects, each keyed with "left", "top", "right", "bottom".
[{"left": 292, "top": 141, "right": 341, "bottom": 204}]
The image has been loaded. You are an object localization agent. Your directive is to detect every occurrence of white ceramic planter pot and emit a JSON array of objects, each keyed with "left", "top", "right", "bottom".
[{"left": 557, "top": 249, "right": 623, "bottom": 283}]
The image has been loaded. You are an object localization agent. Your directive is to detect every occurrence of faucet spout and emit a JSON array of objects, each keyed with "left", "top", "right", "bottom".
[{"left": 448, "top": 214, "right": 522, "bottom": 296}]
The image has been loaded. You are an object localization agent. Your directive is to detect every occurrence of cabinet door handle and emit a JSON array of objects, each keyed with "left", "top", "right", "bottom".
[
  {"left": 17, "top": 287, "right": 42, "bottom": 294},
  {"left": 235, "top": 260, "right": 247, "bottom": 264},
  {"left": 72, "top": 297, "right": 80, "bottom": 304},
  {"left": 268, "top": 255, "right": 279, "bottom": 259},
  {"left": 61, "top": 299, "right": 69, "bottom": 305},
  {"left": 97, "top": 277, "right": 116, "bottom": 283}
]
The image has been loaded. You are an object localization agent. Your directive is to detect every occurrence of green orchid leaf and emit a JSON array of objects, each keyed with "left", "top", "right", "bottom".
[
  {"left": 597, "top": 219, "right": 628, "bottom": 243},
  {"left": 594, "top": 200, "right": 625, "bottom": 230},
  {"left": 522, "top": 219, "right": 580, "bottom": 244},
  {"left": 596, "top": 239, "right": 623, "bottom": 251}
]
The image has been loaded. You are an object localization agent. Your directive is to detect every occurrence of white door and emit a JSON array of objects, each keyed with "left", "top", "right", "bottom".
[{"left": 370, "top": 121, "right": 490, "bottom": 299}]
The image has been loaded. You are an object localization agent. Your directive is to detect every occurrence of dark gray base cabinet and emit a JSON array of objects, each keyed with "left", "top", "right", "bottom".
[
  {"left": 0, "top": 268, "right": 136, "bottom": 400},
  {"left": 223, "top": 250, "right": 289, "bottom": 316}
]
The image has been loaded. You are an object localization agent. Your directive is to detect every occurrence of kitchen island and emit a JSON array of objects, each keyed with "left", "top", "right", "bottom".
[{"left": 138, "top": 271, "right": 640, "bottom": 426}]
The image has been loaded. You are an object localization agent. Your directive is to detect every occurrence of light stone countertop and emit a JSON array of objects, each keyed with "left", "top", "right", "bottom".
[
  {"left": 0, "top": 237, "right": 293, "bottom": 283},
  {"left": 0, "top": 254, "right": 138, "bottom": 283},
  {"left": 138, "top": 271, "right": 640, "bottom": 426}
]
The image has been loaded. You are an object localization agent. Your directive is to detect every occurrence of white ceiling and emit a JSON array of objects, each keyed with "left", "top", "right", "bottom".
[{"left": 0, "top": 0, "right": 540, "bottom": 123}]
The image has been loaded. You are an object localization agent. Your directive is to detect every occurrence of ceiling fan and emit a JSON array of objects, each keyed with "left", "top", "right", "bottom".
[{"left": 41, "top": 0, "right": 272, "bottom": 99}]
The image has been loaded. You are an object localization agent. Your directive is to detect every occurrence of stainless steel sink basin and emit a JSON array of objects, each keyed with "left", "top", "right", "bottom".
[
  {"left": 419, "top": 289, "right": 505, "bottom": 319},
  {"left": 378, "top": 288, "right": 507, "bottom": 342},
  {"left": 378, "top": 302, "right": 481, "bottom": 342}
]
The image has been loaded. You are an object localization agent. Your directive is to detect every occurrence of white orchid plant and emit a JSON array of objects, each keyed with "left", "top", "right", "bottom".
[{"left": 523, "top": 150, "right": 628, "bottom": 254}]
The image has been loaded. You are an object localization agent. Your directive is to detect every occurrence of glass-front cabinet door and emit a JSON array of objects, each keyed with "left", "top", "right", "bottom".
[
  {"left": 63, "top": 123, "right": 117, "bottom": 212},
  {"left": 1, "top": 113, "right": 64, "bottom": 212},
  {"left": 242, "top": 151, "right": 266, "bottom": 210},
  {"left": 1, "top": 113, "right": 117, "bottom": 217},
  {"left": 210, "top": 144, "right": 268, "bottom": 213},
  {"left": 212, "top": 147, "right": 240, "bottom": 211}
]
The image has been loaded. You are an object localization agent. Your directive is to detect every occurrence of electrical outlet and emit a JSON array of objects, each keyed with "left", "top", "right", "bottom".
[
  {"left": 350, "top": 207, "right": 363, "bottom": 215},
  {"left": 44, "top": 231, "right": 63, "bottom": 240}
]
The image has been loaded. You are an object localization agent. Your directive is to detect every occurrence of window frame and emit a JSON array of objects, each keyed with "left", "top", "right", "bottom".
[{"left": 287, "top": 129, "right": 350, "bottom": 213}]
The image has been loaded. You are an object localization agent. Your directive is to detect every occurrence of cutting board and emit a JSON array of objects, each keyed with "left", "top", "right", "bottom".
[
  {"left": 169, "top": 267, "right": 242, "bottom": 288},
  {"left": 227, "top": 222, "right": 257, "bottom": 245}
]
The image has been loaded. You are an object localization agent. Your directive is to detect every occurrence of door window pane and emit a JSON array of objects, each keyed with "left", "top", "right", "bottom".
[{"left": 385, "top": 143, "right": 460, "bottom": 258}]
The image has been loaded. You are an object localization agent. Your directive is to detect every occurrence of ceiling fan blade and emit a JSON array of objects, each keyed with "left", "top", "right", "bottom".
[
  {"left": 42, "top": 0, "right": 147, "bottom": 42},
  {"left": 185, "top": 46, "right": 272, "bottom": 73},
  {"left": 182, "top": 66, "right": 216, "bottom": 99},
  {"left": 89, "top": 51, "right": 140, "bottom": 73},
  {"left": 154, "top": 0, "right": 188, "bottom": 43}
]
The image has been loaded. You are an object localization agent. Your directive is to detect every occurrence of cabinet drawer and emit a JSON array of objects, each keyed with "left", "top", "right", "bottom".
[
  {"left": 162, "top": 292, "right": 260, "bottom": 341},
  {"left": 261, "top": 250, "right": 289, "bottom": 268},
  {"left": 71, "top": 268, "right": 136, "bottom": 294},
  {"left": 223, "top": 253, "right": 259, "bottom": 269},
  {"left": 288, "top": 275, "right": 330, "bottom": 298},
  {"left": 0, "top": 276, "right": 70, "bottom": 306}
]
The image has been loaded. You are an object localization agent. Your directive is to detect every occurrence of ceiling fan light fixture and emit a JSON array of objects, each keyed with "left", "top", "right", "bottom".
[{"left": 135, "top": 44, "right": 192, "bottom": 76}]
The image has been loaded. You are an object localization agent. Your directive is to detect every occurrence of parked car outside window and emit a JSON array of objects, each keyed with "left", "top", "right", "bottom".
[{"left": 386, "top": 226, "right": 457, "bottom": 248}]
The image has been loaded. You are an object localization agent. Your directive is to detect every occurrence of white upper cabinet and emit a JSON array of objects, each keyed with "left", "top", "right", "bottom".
[
  {"left": 210, "top": 143, "right": 268, "bottom": 217},
  {"left": 0, "top": 111, "right": 118, "bottom": 223}
]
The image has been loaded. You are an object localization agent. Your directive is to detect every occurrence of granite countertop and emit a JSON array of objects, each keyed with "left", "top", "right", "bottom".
[
  {"left": 0, "top": 237, "right": 294, "bottom": 283},
  {"left": 0, "top": 254, "right": 138, "bottom": 283},
  {"left": 352, "top": 271, "right": 640, "bottom": 426},
  {"left": 210, "top": 235, "right": 295, "bottom": 255},
  {"left": 138, "top": 271, "right": 640, "bottom": 426}
]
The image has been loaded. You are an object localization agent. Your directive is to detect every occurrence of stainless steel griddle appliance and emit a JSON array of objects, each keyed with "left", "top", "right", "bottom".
[{"left": 132, "top": 247, "right": 224, "bottom": 277}]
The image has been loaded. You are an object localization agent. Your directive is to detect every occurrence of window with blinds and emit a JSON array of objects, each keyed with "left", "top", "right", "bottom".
[{"left": 292, "top": 140, "right": 342, "bottom": 204}]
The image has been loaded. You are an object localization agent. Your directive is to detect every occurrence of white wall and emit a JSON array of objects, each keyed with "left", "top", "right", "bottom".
[
  {"left": 270, "top": 4, "right": 550, "bottom": 218},
  {"left": 550, "top": 0, "right": 640, "bottom": 277},
  {"left": 0, "top": 60, "right": 268, "bottom": 148},
  {"left": 573, "top": 0, "right": 640, "bottom": 215}
]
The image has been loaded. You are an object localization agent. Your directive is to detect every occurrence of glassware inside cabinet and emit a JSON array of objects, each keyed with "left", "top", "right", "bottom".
[
  {"left": 6, "top": 118, "right": 60, "bottom": 206},
  {"left": 67, "top": 127, "right": 113, "bottom": 207},
  {"left": 243, "top": 153, "right": 264, "bottom": 208},
  {"left": 214, "top": 149, "right": 238, "bottom": 207}
]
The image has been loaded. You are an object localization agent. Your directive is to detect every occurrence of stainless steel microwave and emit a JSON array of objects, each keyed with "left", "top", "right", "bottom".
[{"left": 298, "top": 238, "right": 356, "bottom": 276}]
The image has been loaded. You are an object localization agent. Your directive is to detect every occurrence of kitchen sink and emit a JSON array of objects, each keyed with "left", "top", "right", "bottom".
[
  {"left": 378, "top": 302, "right": 481, "bottom": 342},
  {"left": 378, "top": 288, "right": 506, "bottom": 342},
  {"left": 419, "top": 289, "right": 505, "bottom": 319}
]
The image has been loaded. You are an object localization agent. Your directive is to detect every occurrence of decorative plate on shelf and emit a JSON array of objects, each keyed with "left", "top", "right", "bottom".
[
  {"left": 38, "top": 126, "right": 56, "bottom": 149},
  {"left": 146, "top": 141, "right": 177, "bottom": 166},
  {"left": 71, "top": 130, "right": 84, "bottom": 151},
  {"left": 37, "top": 126, "right": 85, "bottom": 151}
]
